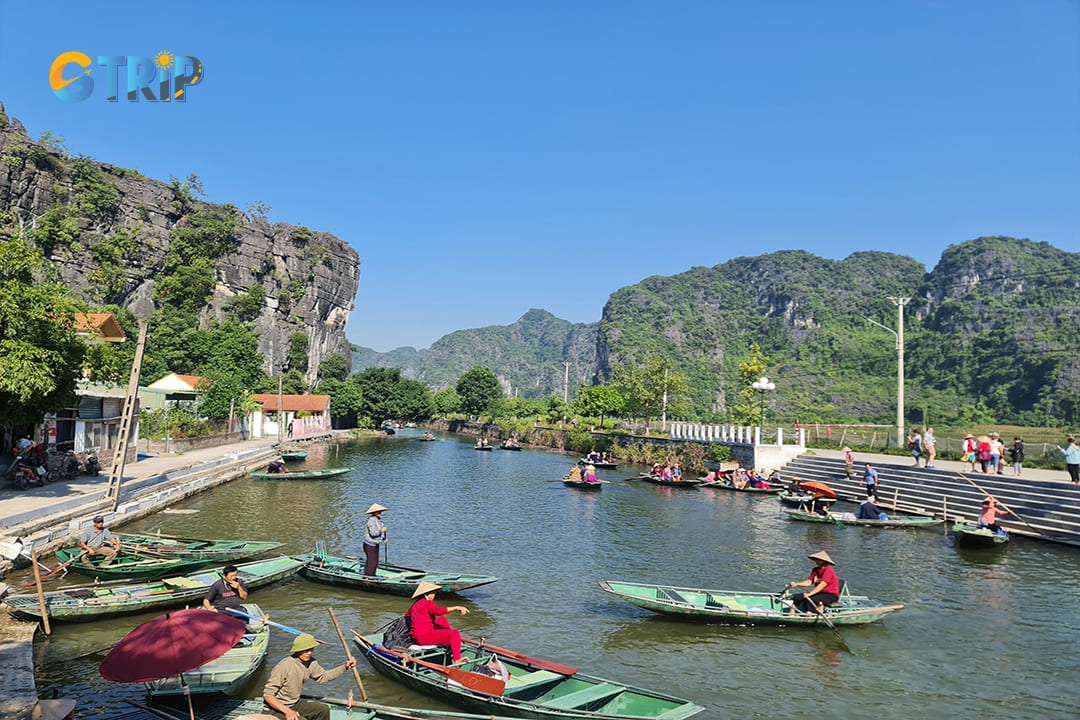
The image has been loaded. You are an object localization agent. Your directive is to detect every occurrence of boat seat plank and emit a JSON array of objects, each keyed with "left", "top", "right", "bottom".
[
  {"left": 658, "top": 587, "right": 690, "bottom": 604},
  {"left": 503, "top": 669, "right": 561, "bottom": 691},
  {"left": 543, "top": 682, "right": 624, "bottom": 709}
]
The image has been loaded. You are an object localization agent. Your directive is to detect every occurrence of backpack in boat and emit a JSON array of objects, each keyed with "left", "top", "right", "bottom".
[{"left": 382, "top": 615, "right": 412, "bottom": 651}]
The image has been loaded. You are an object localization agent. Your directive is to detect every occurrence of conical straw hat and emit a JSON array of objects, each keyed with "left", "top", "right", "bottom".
[
  {"left": 365, "top": 503, "right": 388, "bottom": 515},
  {"left": 412, "top": 581, "right": 442, "bottom": 598},
  {"left": 807, "top": 550, "right": 835, "bottom": 565}
]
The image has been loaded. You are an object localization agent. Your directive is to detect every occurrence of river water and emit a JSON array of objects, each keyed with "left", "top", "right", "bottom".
[{"left": 23, "top": 431, "right": 1080, "bottom": 719}]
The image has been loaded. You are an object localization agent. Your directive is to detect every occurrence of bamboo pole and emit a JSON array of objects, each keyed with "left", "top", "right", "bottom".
[
  {"left": 892, "top": 488, "right": 899, "bottom": 510},
  {"left": 327, "top": 607, "right": 367, "bottom": 701},
  {"left": 31, "top": 549, "right": 51, "bottom": 635}
]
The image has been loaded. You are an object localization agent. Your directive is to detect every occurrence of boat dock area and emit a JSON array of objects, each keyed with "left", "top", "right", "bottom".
[
  {"left": 779, "top": 449, "right": 1080, "bottom": 545},
  {"left": 0, "top": 436, "right": 291, "bottom": 720}
]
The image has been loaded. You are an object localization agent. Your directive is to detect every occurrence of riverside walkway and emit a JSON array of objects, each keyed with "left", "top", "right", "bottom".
[{"left": 779, "top": 448, "right": 1080, "bottom": 545}]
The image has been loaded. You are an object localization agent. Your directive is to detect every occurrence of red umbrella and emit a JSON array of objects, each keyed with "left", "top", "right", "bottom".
[
  {"left": 799, "top": 481, "right": 837, "bottom": 499},
  {"left": 100, "top": 608, "right": 246, "bottom": 683}
]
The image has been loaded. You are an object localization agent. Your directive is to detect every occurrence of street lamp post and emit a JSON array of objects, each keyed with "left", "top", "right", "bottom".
[
  {"left": 751, "top": 376, "right": 776, "bottom": 430},
  {"left": 863, "top": 297, "right": 911, "bottom": 447}
]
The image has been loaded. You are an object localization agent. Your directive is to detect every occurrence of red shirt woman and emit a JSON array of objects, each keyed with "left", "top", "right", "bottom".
[
  {"left": 406, "top": 581, "right": 470, "bottom": 663},
  {"left": 786, "top": 550, "right": 840, "bottom": 614}
]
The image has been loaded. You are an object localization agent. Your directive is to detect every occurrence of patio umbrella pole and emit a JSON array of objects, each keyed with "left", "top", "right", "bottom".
[{"left": 182, "top": 675, "right": 195, "bottom": 720}]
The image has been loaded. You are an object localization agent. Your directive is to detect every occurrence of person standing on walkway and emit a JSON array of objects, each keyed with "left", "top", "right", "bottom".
[
  {"left": 922, "top": 427, "right": 937, "bottom": 468},
  {"left": 263, "top": 633, "right": 355, "bottom": 720},
  {"left": 1009, "top": 437, "right": 1024, "bottom": 478},
  {"left": 961, "top": 434, "right": 976, "bottom": 473},
  {"left": 843, "top": 447, "right": 854, "bottom": 478},
  {"left": 363, "top": 503, "right": 388, "bottom": 575},
  {"left": 203, "top": 565, "right": 248, "bottom": 612},
  {"left": 863, "top": 463, "right": 879, "bottom": 498},
  {"left": 989, "top": 433, "right": 1004, "bottom": 475},
  {"left": 77, "top": 515, "right": 120, "bottom": 562},
  {"left": 1059, "top": 438, "right": 1080, "bottom": 484},
  {"left": 908, "top": 429, "right": 923, "bottom": 466}
]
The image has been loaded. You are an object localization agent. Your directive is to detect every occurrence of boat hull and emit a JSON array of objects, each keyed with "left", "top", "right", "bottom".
[
  {"left": 297, "top": 551, "right": 497, "bottom": 596},
  {"left": 54, "top": 548, "right": 209, "bottom": 580},
  {"left": 563, "top": 480, "right": 602, "bottom": 491},
  {"left": 3, "top": 556, "right": 304, "bottom": 622},
  {"left": 777, "top": 492, "right": 838, "bottom": 508},
  {"left": 599, "top": 580, "right": 903, "bottom": 626},
  {"left": 698, "top": 481, "right": 778, "bottom": 494},
  {"left": 951, "top": 522, "right": 1009, "bottom": 547},
  {"left": 250, "top": 467, "right": 351, "bottom": 479},
  {"left": 641, "top": 476, "right": 703, "bottom": 487},
  {"left": 113, "top": 533, "right": 283, "bottom": 563},
  {"left": 783, "top": 509, "right": 943, "bottom": 529},
  {"left": 354, "top": 633, "right": 703, "bottom": 720}
]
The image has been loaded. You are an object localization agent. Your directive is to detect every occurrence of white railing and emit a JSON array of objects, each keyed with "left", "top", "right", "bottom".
[{"left": 668, "top": 423, "right": 806, "bottom": 447}]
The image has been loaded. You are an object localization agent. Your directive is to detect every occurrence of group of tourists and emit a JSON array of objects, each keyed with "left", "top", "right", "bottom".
[
  {"left": 584, "top": 451, "right": 612, "bottom": 463},
  {"left": 647, "top": 462, "right": 682, "bottom": 481},
  {"left": 568, "top": 464, "right": 599, "bottom": 482},
  {"left": 958, "top": 432, "right": 1022, "bottom": 476}
]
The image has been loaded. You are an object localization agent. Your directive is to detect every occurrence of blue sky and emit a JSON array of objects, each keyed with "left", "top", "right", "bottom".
[{"left": 1, "top": 1, "right": 1077, "bottom": 352}]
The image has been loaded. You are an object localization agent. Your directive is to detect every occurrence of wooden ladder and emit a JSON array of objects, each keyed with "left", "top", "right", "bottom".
[{"left": 107, "top": 322, "right": 148, "bottom": 509}]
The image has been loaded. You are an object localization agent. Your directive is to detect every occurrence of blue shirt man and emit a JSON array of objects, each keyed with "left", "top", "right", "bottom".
[{"left": 863, "top": 464, "right": 878, "bottom": 498}]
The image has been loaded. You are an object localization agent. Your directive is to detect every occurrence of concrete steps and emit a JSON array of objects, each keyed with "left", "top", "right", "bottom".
[{"left": 779, "top": 455, "right": 1080, "bottom": 546}]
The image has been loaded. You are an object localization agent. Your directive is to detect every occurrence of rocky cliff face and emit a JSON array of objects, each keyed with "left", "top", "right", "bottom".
[{"left": 0, "top": 102, "right": 359, "bottom": 381}]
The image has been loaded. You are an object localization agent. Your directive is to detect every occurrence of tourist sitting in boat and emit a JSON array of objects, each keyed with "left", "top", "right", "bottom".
[
  {"left": 567, "top": 465, "right": 583, "bottom": 481},
  {"left": 78, "top": 514, "right": 121, "bottom": 563},
  {"left": 267, "top": 460, "right": 287, "bottom": 474},
  {"left": 423, "top": 432, "right": 434, "bottom": 439},
  {"left": 702, "top": 471, "right": 717, "bottom": 482},
  {"left": 584, "top": 464, "right": 599, "bottom": 483},
  {"left": 263, "top": 633, "right": 356, "bottom": 720},
  {"left": 977, "top": 497, "right": 1012, "bottom": 533},
  {"left": 769, "top": 468, "right": 782, "bottom": 485},
  {"left": 650, "top": 463, "right": 663, "bottom": 478},
  {"left": 671, "top": 463, "right": 682, "bottom": 481},
  {"left": 203, "top": 564, "right": 249, "bottom": 612},
  {"left": 787, "top": 476, "right": 804, "bottom": 493},
  {"left": 786, "top": 550, "right": 840, "bottom": 614},
  {"left": 407, "top": 581, "right": 470, "bottom": 664},
  {"left": 732, "top": 469, "right": 749, "bottom": 489},
  {"left": 857, "top": 496, "right": 883, "bottom": 520},
  {"left": 600, "top": 452, "right": 609, "bottom": 462}
]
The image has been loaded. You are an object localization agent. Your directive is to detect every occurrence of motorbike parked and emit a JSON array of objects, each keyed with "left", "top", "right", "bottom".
[
  {"left": 3, "top": 455, "right": 40, "bottom": 489},
  {"left": 84, "top": 447, "right": 101, "bottom": 476}
]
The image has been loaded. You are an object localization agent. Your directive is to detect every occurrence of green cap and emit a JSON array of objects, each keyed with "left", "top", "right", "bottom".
[{"left": 290, "top": 633, "right": 320, "bottom": 653}]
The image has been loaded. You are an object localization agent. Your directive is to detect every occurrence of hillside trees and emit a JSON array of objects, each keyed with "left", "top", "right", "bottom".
[
  {"left": 0, "top": 236, "right": 87, "bottom": 426},
  {"left": 575, "top": 385, "right": 624, "bottom": 426}
]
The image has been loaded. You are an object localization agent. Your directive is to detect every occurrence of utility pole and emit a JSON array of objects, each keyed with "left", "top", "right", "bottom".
[
  {"left": 887, "top": 296, "right": 911, "bottom": 447},
  {"left": 564, "top": 363, "right": 570, "bottom": 403}
]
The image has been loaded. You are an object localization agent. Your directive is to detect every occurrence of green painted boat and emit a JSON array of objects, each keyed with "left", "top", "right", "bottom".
[
  {"left": 783, "top": 508, "right": 943, "bottom": 529},
  {"left": 640, "top": 475, "right": 703, "bottom": 487},
  {"left": 135, "top": 695, "right": 527, "bottom": 720},
  {"left": 951, "top": 522, "right": 1010, "bottom": 547},
  {"left": 354, "top": 632, "right": 704, "bottom": 720},
  {"left": 297, "top": 543, "right": 498, "bottom": 595},
  {"left": 698, "top": 480, "right": 779, "bottom": 494},
  {"left": 145, "top": 603, "right": 269, "bottom": 697},
  {"left": 474, "top": 445, "right": 494, "bottom": 451},
  {"left": 250, "top": 467, "right": 351, "bottom": 479},
  {"left": 281, "top": 451, "right": 308, "bottom": 461},
  {"left": 54, "top": 547, "right": 209, "bottom": 580},
  {"left": 777, "top": 491, "right": 838, "bottom": 508},
  {"left": 563, "top": 479, "right": 602, "bottom": 491},
  {"left": 599, "top": 579, "right": 903, "bottom": 626},
  {"left": 3, "top": 556, "right": 305, "bottom": 622},
  {"left": 578, "top": 458, "right": 618, "bottom": 468},
  {"left": 114, "top": 532, "right": 283, "bottom": 563}
]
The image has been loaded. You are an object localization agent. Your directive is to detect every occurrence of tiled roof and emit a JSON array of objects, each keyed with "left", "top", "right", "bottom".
[{"left": 252, "top": 394, "right": 331, "bottom": 413}]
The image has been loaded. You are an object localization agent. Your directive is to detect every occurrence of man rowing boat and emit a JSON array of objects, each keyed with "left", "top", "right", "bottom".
[{"left": 77, "top": 515, "right": 120, "bottom": 563}]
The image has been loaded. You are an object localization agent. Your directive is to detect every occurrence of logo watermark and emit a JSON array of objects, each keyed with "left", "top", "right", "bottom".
[{"left": 50, "top": 52, "right": 203, "bottom": 103}]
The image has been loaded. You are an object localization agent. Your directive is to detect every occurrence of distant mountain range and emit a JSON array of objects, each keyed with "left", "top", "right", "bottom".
[{"left": 352, "top": 236, "right": 1080, "bottom": 426}]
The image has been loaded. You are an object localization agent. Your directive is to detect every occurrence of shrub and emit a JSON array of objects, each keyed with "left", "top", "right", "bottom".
[{"left": 569, "top": 430, "right": 594, "bottom": 454}]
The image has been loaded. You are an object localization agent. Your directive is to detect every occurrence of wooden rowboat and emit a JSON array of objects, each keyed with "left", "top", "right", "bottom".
[
  {"left": 113, "top": 533, "right": 283, "bottom": 563},
  {"left": 250, "top": 467, "right": 351, "bottom": 479},
  {"left": 563, "top": 479, "right": 602, "bottom": 491},
  {"left": 951, "top": 522, "right": 1010, "bottom": 547},
  {"left": 578, "top": 458, "right": 618, "bottom": 468},
  {"left": 54, "top": 547, "right": 209, "bottom": 580},
  {"left": 297, "top": 543, "right": 497, "bottom": 595},
  {"left": 3, "top": 556, "right": 304, "bottom": 622},
  {"left": 698, "top": 480, "right": 779, "bottom": 494},
  {"left": 599, "top": 579, "right": 903, "bottom": 626},
  {"left": 640, "top": 475, "right": 703, "bottom": 487},
  {"left": 281, "top": 451, "right": 308, "bottom": 461},
  {"left": 353, "top": 631, "right": 703, "bottom": 720},
  {"left": 782, "top": 509, "right": 943, "bottom": 529},
  {"left": 474, "top": 445, "right": 494, "bottom": 451},
  {"left": 145, "top": 602, "right": 269, "bottom": 697},
  {"left": 777, "top": 491, "right": 838, "bottom": 508}
]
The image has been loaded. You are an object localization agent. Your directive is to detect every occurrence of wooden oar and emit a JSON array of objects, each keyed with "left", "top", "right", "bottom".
[
  {"left": 225, "top": 608, "right": 326, "bottom": 642},
  {"left": 466, "top": 638, "right": 577, "bottom": 675},
  {"left": 328, "top": 607, "right": 367, "bottom": 701},
  {"left": 355, "top": 632, "right": 506, "bottom": 695},
  {"left": 16, "top": 557, "right": 78, "bottom": 589},
  {"left": 953, "top": 472, "right": 1042, "bottom": 536}
]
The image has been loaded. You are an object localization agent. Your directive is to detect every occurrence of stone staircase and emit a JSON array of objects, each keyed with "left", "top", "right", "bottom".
[{"left": 778, "top": 455, "right": 1080, "bottom": 546}]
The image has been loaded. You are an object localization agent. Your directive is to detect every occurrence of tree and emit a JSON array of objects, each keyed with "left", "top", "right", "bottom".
[
  {"left": 196, "top": 371, "right": 248, "bottom": 421},
  {"left": 575, "top": 385, "right": 625, "bottom": 427},
  {"left": 316, "top": 378, "right": 364, "bottom": 428},
  {"left": 732, "top": 344, "right": 769, "bottom": 425},
  {"left": 611, "top": 363, "right": 649, "bottom": 426},
  {"left": 644, "top": 354, "right": 688, "bottom": 431},
  {"left": 286, "top": 331, "right": 309, "bottom": 373},
  {"left": 318, "top": 352, "right": 350, "bottom": 383},
  {"left": 433, "top": 387, "right": 460, "bottom": 415},
  {"left": 455, "top": 366, "right": 503, "bottom": 417},
  {"left": 0, "top": 236, "right": 87, "bottom": 426}
]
